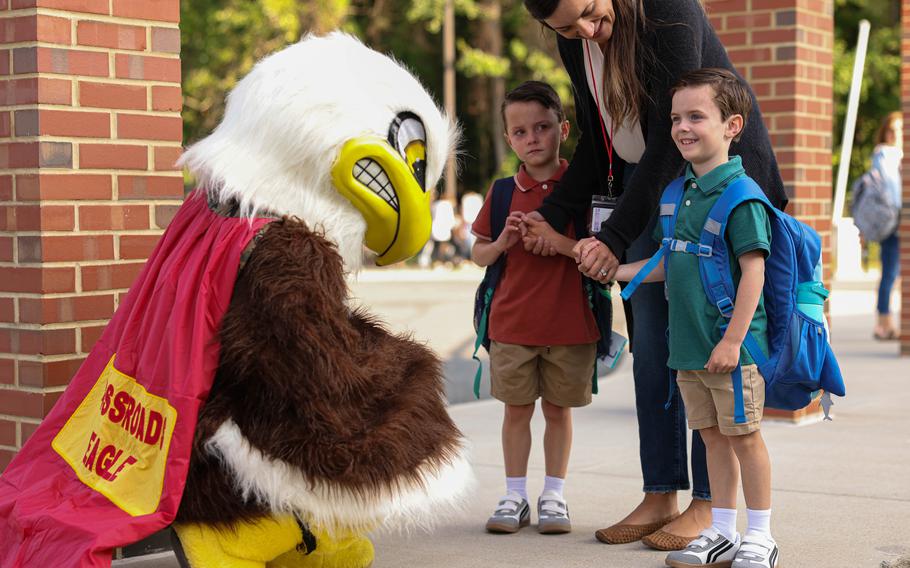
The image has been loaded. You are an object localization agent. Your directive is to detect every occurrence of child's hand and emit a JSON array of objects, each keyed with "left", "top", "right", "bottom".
[
  {"left": 494, "top": 222, "right": 520, "bottom": 253},
  {"left": 705, "top": 338, "right": 741, "bottom": 374}
]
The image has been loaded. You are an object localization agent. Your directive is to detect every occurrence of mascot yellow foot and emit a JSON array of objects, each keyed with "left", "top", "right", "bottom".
[{"left": 173, "top": 516, "right": 374, "bottom": 568}]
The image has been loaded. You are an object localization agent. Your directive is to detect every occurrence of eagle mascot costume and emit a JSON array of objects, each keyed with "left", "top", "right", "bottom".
[{"left": 0, "top": 33, "right": 473, "bottom": 568}]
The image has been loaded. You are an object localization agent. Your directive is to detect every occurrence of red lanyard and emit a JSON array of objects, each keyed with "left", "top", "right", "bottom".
[{"left": 584, "top": 40, "right": 615, "bottom": 196}]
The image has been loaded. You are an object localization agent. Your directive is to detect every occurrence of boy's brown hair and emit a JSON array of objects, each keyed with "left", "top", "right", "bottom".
[
  {"left": 670, "top": 68, "right": 752, "bottom": 142},
  {"left": 501, "top": 80, "right": 565, "bottom": 129}
]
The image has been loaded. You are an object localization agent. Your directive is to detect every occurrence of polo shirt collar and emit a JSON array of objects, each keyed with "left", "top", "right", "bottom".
[
  {"left": 684, "top": 155, "right": 745, "bottom": 195},
  {"left": 514, "top": 159, "right": 569, "bottom": 192}
]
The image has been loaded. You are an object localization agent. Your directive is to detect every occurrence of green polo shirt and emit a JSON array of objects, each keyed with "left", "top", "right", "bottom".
[{"left": 652, "top": 156, "right": 772, "bottom": 370}]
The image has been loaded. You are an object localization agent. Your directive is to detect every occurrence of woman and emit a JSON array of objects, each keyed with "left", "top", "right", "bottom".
[
  {"left": 870, "top": 112, "right": 902, "bottom": 340},
  {"left": 520, "top": 0, "right": 788, "bottom": 551}
]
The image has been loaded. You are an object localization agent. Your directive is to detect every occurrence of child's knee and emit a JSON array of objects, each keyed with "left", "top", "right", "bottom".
[
  {"left": 728, "top": 429, "right": 764, "bottom": 453},
  {"left": 698, "top": 426, "right": 727, "bottom": 446},
  {"left": 540, "top": 399, "right": 570, "bottom": 422},
  {"left": 504, "top": 402, "right": 535, "bottom": 423}
]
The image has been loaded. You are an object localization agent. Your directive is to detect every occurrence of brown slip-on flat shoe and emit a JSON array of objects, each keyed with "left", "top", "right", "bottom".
[
  {"left": 641, "top": 528, "right": 697, "bottom": 551},
  {"left": 594, "top": 513, "right": 679, "bottom": 544}
]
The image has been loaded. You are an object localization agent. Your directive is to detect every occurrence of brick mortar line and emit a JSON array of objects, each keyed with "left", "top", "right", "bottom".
[
  {"left": 1, "top": 73, "right": 182, "bottom": 87},
  {"left": 0, "top": 41, "right": 180, "bottom": 59},
  {"left": 0, "top": 200, "right": 183, "bottom": 206},
  {"left": 0, "top": 384, "right": 67, "bottom": 394},
  {"left": 0, "top": 320, "right": 114, "bottom": 331}
]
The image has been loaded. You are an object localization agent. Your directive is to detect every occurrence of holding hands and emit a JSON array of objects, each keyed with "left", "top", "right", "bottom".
[
  {"left": 508, "top": 211, "right": 618, "bottom": 284},
  {"left": 573, "top": 238, "right": 618, "bottom": 283}
]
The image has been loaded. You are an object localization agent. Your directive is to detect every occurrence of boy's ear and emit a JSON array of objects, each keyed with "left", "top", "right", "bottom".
[
  {"left": 726, "top": 114, "right": 744, "bottom": 140},
  {"left": 561, "top": 120, "right": 570, "bottom": 141}
]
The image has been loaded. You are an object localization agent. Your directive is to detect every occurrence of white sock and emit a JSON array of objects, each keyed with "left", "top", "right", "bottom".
[
  {"left": 506, "top": 476, "right": 528, "bottom": 501},
  {"left": 746, "top": 508, "right": 772, "bottom": 539},
  {"left": 711, "top": 507, "right": 738, "bottom": 542},
  {"left": 543, "top": 475, "right": 565, "bottom": 498}
]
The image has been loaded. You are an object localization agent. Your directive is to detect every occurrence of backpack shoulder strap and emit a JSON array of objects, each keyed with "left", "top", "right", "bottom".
[
  {"left": 659, "top": 176, "right": 687, "bottom": 241},
  {"left": 472, "top": 177, "right": 516, "bottom": 398},
  {"left": 619, "top": 176, "right": 686, "bottom": 300},
  {"left": 490, "top": 177, "right": 516, "bottom": 242},
  {"left": 698, "top": 177, "right": 773, "bottom": 318}
]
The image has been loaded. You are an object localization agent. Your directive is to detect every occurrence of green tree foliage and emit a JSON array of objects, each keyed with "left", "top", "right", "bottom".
[{"left": 833, "top": 0, "right": 900, "bottom": 185}]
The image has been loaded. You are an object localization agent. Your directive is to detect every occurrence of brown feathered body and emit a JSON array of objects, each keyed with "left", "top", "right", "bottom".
[{"left": 175, "top": 217, "right": 465, "bottom": 529}]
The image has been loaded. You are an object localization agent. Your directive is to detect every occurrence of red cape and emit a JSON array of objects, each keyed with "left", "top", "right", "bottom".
[{"left": 0, "top": 193, "right": 273, "bottom": 567}]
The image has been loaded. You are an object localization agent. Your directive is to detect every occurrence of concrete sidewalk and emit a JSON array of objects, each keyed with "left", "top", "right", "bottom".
[
  {"left": 365, "top": 311, "right": 909, "bottom": 568},
  {"left": 115, "top": 278, "right": 909, "bottom": 568}
]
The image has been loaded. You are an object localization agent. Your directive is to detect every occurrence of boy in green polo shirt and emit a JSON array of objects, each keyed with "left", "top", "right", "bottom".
[{"left": 615, "top": 68, "right": 779, "bottom": 568}]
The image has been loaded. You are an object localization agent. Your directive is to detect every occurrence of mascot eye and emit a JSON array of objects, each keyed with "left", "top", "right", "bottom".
[{"left": 388, "top": 112, "right": 427, "bottom": 190}]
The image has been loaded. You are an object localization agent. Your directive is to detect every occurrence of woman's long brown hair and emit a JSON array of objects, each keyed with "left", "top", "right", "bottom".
[{"left": 524, "top": 0, "right": 654, "bottom": 127}]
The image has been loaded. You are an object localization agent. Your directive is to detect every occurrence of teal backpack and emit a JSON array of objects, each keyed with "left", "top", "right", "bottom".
[
  {"left": 621, "top": 176, "right": 845, "bottom": 422},
  {"left": 471, "top": 177, "right": 614, "bottom": 398}
]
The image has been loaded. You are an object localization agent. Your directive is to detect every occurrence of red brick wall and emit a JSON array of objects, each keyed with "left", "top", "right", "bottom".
[
  {"left": 0, "top": 0, "right": 182, "bottom": 470},
  {"left": 705, "top": 0, "right": 833, "bottom": 418},
  {"left": 902, "top": 1, "right": 910, "bottom": 356}
]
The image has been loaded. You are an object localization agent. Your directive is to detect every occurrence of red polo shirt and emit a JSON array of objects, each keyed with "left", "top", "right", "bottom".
[{"left": 472, "top": 161, "right": 599, "bottom": 346}]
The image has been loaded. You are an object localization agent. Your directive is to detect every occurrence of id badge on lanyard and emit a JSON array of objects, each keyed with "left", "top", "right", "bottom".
[{"left": 590, "top": 194, "right": 617, "bottom": 236}]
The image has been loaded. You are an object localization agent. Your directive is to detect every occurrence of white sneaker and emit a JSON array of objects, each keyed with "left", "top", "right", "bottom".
[
  {"left": 536, "top": 490, "right": 571, "bottom": 534},
  {"left": 485, "top": 491, "right": 530, "bottom": 533},
  {"left": 732, "top": 533, "right": 779, "bottom": 568},
  {"left": 665, "top": 528, "right": 740, "bottom": 567}
]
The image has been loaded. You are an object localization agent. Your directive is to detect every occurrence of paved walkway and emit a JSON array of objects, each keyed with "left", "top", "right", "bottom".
[{"left": 113, "top": 275, "right": 908, "bottom": 567}]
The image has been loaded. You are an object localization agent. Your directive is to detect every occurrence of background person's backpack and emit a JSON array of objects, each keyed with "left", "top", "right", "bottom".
[
  {"left": 471, "top": 177, "right": 614, "bottom": 398},
  {"left": 621, "top": 176, "right": 846, "bottom": 423},
  {"left": 851, "top": 168, "right": 899, "bottom": 242}
]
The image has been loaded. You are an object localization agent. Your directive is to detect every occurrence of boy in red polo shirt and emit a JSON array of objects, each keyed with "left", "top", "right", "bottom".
[{"left": 472, "top": 81, "right": 599, "bottom": 535}]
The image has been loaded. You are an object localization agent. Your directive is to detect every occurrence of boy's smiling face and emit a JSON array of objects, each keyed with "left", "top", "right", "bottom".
[
  {"left": 503, "top": 100, "right": 568, "bottom": 172},
  {"left": 670, "top": 84, "right": 743, "bottom": 175}
]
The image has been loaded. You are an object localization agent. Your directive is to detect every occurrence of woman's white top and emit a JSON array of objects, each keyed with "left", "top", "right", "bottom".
[{"left": 583, "top": 39, "right": 647, "bottom": 164}]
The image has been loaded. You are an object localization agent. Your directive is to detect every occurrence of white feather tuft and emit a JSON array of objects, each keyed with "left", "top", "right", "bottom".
[{"left": 207, "top": 420, "right": 476, "bottom": 535}]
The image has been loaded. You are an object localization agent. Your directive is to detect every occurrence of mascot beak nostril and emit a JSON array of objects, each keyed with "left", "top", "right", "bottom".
[{"left": 411, "top": 159, "right": 427, "bottom": 191}]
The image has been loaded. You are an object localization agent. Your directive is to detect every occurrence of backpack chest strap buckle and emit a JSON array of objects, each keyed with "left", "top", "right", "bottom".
[{"left": 663, "top": 238, "right": 713, "bottom": 257}]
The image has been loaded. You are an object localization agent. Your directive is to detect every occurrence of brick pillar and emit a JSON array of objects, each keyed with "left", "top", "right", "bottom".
[
  {"left": 705, "top": 0, "right": 833, "bottom": 421},
  {"left": 901, "top": 1, "right": 910, "bottom": 356},
  {"left": 0, "top": 0, "right": 182, "bottom": 470}
]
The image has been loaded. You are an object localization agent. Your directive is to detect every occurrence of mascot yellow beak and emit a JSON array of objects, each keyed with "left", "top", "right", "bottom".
[{"left": 331, "top": 112, "right": 433, "bottom": 266}]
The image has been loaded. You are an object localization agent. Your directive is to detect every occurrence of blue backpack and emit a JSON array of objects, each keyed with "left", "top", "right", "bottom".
[
  {"left": 621, "top": 176, "right": 846, "bottom": 423},
  {"left": 471, "top": 177, "right": 613, "bottom": 398}
]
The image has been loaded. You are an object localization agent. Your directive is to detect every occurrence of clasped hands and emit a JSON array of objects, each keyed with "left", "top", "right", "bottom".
[{"left": 506, "top": 211, "right": 619, "bottom": 283}]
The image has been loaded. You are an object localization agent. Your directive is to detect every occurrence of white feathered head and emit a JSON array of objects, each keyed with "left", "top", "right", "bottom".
[{"left": 179, "top": 32, "right": 457, "bottom": 269}]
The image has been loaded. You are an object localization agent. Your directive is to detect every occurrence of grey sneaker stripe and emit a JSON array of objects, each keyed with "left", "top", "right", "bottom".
[
  {"left": 769, "top": 546, "right": 778, "bottom": 567},
  {"left": 707, "top": 541, "right": 734, "bottom": 564}
]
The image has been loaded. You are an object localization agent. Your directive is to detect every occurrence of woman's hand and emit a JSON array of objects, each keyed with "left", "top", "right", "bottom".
[
  {"left": 573, "top": 237, "right": 619, "bottom": 282},
  {"left": 511, "top": 211, "right": 558, "bottom": 256}
]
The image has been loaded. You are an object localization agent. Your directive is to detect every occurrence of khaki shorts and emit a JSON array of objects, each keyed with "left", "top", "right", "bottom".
[
  {"left": 676, "top": 364, "right": 765, "bottom": 436},
  {"left": 490, "top": 341, "right": 596, "bottom": 408}
]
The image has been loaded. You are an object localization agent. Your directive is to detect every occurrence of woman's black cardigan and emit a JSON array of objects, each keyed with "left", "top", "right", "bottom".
[{"left": 538, "top": 0, "right": 788, "bottom": 257}]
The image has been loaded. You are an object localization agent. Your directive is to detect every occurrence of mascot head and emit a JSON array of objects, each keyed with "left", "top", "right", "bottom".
[{"left": 179, "top": 32, "right": 457, "bottom": 268}]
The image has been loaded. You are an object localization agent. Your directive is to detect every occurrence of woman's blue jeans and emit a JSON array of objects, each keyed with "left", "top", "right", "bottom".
[
  {"left": 877, "top": 231, "right": 900, "bottom": 315},
  {"left": 620, "top": 166, "right": 710, "bottom": 500}
]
